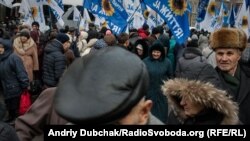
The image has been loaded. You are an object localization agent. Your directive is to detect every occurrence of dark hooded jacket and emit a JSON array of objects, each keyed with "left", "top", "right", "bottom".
[
  {"left": 0, "top": 38, "right": 29, "bottom": 99},
  {"left": 162, "top": 78, "right": 240, "bottom": 125},
  {"left": 143, "top": 42, "right": 173, "bottom": 123},
  {"left": 175, "top": 47, "right": 223, "bottom": 89},
  {"left": 42, "top": 39, "right": 66, "bottom": 87},
  {"left": 0, "top": 103, "right": 19, "bottom": 141}
]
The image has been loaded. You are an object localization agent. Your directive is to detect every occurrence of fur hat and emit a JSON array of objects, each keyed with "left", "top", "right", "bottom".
[
  {"left": 210, "top": 28, "right": 242, "bottom": 51},
  {"left": 54, "top": 47, "right": 149, "bottom": 124},
  {"left": 56, "top": 33, "right": 70, "bottom": 44},
  {"left": 237, "top": 29, "right": 247, "bottom": 51}
]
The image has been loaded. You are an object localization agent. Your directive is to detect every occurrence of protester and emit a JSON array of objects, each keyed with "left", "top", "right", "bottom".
[
  {"left": 42, "top": 33, "right": 69, "bottom": 88},
  {"left": 143, "top": 42, "right": 173, "bottom": 123},
  {"left": 0, "top": 38, "right": 29, "bottom": 123},
  {"left": 162, "top": 78, "right": 240, "bottom": 125},
  {"left": 175, "top": 35, "right": 222, "bottom": 89},
  {"left": 210, "top": 28, "right": 250, "bottom": 124},
  {"left": 54, "top": 47, "right": 163, "bottom": 125},
  {"left": 13, "top": 29, "right": 39, "bottom": 82}
]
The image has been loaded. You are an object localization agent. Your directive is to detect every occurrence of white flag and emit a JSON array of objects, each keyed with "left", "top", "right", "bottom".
[
  {"left": 235, "top": 0, "right": 249, "bottom": 37},
  {"left": 73, "top": 6, "right": 81, "bottom": 22},
  {"left": 199, "top": 0, "right": 218, "bottom": 32},
  {"left": 0, "top": 0, "right": 13, "bottom": 8}
]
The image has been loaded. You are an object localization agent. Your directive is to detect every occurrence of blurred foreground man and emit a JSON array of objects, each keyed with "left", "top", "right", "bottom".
[{"left": 54, "top": 47, "right": 163, "bottom": 125}]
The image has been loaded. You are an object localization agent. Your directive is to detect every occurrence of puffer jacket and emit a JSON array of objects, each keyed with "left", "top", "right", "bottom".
[
  {"left": 0, "top": 39, "right": 29, "bottom": 99},
  {"left": 42, "top": 39, "right": 66, "bottom": 87},
  {"left": 176, "top": 47, "right": 223, "bottom": 89}
]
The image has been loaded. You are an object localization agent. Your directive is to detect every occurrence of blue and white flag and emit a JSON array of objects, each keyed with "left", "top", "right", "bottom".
[
  {"left": 124, "top": 0, "right": 145, "bottom": 29},
  {"left": 79, "top": 9, "right": 91, "bottom": 31},
  {"left": 214, "top": 2, "right": 228, "bottom": 29},
  {"left": 0, "top": 0, "right": 13, "bottom": 8},
  {"left": 144, "top": 0, "right": 190, "bottom": 44},
  {"left": 187, "top": 0, "right": 192, "bottom": 13},
  {"left": 199, "top": 0, "right": 218, "bottom": 32},
  {"left": 235, "top": 0, "right": 249, "bottom": 37},
  {"left": 147, "top": 8, "right": 164, "bottom": 30},
  {"left": 83, "top": 0, "right": 128, "bottom": 34},
  {"left": 42, "top": 0, "right": 64, "bottom": 27},
  {"left": 73, "top": 6, "right": 81, "bottom": 22},
  {"left": 229, "top": 4, "right": 236, "bottom": 27},
  {"left": 19, "top": 0, "right": 48, "bottom": 32},
  {"left": 196, "top": 0, "right": 210, "bottom": 22}
]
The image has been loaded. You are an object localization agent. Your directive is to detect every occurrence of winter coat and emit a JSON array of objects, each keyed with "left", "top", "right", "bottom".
[
  {"left": 82, "top": 38, "right": 98, "bottom": 56},
  {"left": 241, "top": 43, "right": 250, "bottom": 64},
  {"left": 13, "top": 37, "right": 39, "bottom": 82},
  {"left": 168, "top": 38, "right": 176, "bottom": 70},
  {"left": 42, "top": 39, "right": 66, "bottom": 87},
  {"left": 202, "top": 46, "right": 217, "bottom": 68},
  {"left": 176, "top": 47, "right": 222, "bottom": 89},
  {"left": 143, "top": 43, "right": 173, "bottom": 123},
  {"left": 129, "top": 32, "right": 141, "bottom": 50},
  {"left": 216, "top": 62, "right": 250, "bottom": 124},
  {"left": 134, "top": 39, "right": 150, "bottom": 59},
  {"left": 0, "top": 98, "right": 19, "bottom": 141},
  {"left": 77, "top": 31, "right": 88, "bottom": 57},
  {"left": 15, "top": 87, "right": 68, "bottom": 141},
  {"left": 138, "top": 28, "right": 149, "bottom": 39},
  {"left": 0, "top": 122, "right": 20, "bottom": 141},
  {"left": 0, "top": 39, "right": 29, "bottom": 99},
  {"left": 162, "top": 78, "right": 239, "bottom": 125},
  {"left": 198, "top": 34, "right": 209, "bottom": 51}
]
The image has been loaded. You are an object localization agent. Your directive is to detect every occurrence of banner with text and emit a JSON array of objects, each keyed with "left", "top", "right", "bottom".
[{"left": 143, "top": 0, "right": 190, "bottom": 44}]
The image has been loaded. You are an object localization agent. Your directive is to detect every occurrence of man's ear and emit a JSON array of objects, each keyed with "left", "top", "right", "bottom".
[{"left": 139, "top": 100, "right": 153, "bottom": 125}]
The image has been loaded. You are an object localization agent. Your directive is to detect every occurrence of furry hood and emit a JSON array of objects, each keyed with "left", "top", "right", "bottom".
[
  {"left": 162, "top": 78, "right": 239, "bottom": 125},
  {"left": 210, "top": 28, "right": 246, "bottom": 51}
]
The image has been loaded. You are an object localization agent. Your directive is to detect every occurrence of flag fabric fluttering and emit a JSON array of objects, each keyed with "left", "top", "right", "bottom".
[
  {"left": 196, "top": 0, "right": 210, "bottom": 23},
  {"left": 235, "top": 0, "right": 249, "bottom": 37},
  {"left": 83, "top": 0, "right": 128, "bottom": 34},
  {"left": 43, "top": 0, "right": 64, "bottom": 27},
  {"left": 73, "top": 6, "right": 81, "bottom": 22},
  {"left": 143, "top": 0, "right": 190, "bottom": 44},
  {"left": 124, "top": 0, "right": 145, "bottom": 29},
  {"left": 199, "top": 0, "right": 218, "bottom": 32},
  {"left": 79, "top": 9, "right": 91, "bottom": 31},
  {"left": 19, "top": 0, "right": 48, "bottom": 32},
  {"left": 0, "top": 0, "right": 13, "bottom": 8},
  {"left": 228, "top": 4, "right": 236, "bottom": 27},
  {"left": 214, "top": 2, "right": 228, "bottom": 29}
]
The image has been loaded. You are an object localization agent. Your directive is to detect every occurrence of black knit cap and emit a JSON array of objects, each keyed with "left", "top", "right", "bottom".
[
  {"left": 54, "top": 47, "right": 149, "bottom": 125},
  {"left": 19, "top": 29, "right": 30, "bottom": 39},
  {"left": 56, "top": 33, "right": 69, "bottom": 44}
]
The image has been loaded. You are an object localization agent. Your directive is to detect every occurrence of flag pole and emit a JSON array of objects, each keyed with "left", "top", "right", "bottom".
[{"left": 122, "top": 0, "right": 142, "bottom": 32}]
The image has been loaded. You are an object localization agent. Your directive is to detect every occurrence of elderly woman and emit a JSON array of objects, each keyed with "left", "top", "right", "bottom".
[
  {"left": 13, "top": 29, "right": 39, "bottom": 82},
  {"left": 162, "top": 78, "right": 240, "bottom": 125}
]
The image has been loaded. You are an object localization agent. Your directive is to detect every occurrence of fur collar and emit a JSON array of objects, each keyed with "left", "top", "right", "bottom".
[
  {"left": 162, "top": 78, "right": 239, "bottom": 125},
  {"left": 13, "top": 36, "right": 36, "bottom": 55}
]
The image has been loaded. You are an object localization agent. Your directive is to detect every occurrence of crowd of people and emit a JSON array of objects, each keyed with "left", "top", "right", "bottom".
[{"left": 0, "top": 20, "right": 250, "bottom": 140}]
